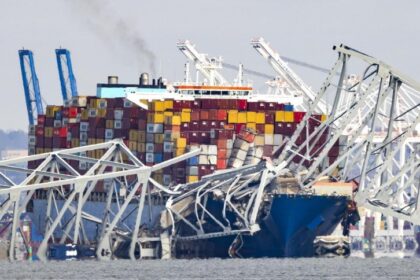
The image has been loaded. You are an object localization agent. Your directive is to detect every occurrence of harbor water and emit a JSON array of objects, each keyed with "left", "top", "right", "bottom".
[{"left": 1, "top": 258, "right": 419, "bottom": 279}]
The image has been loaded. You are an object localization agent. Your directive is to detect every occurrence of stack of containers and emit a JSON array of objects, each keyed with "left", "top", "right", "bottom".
[{"left": 30, "top": 94, "right": 335, "bottom": 188}]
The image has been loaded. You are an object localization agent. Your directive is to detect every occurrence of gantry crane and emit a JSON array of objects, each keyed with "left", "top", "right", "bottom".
[
  {"left": 177, "top": 40, "right": 228, "bottom": 86},
  {"left": 18, "top": 50, "right": 44, "bottom": 125},
  {"left": 251, "top": 37, "right": 327, "bottom": 113},
  {"left": 55, "top": 49, "right": 78, "bottom": 103}
]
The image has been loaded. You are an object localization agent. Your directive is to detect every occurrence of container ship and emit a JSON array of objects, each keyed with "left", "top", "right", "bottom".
[{"left": 25, "top": 72, "right": 355, "bottom": 259}]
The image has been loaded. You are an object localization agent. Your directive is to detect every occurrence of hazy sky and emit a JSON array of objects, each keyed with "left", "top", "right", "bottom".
[{"left": 1, "top": 0, "right": 419, "bottom": 131}]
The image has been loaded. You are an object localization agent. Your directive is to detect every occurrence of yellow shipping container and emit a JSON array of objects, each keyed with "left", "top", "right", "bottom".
[
  {"left": 265, "top": 124, "right": 274, "bottom": 134},
  {"left": 96, "top": 150, "right": 104, "bottom": 159},
  {"left": 129, "top": 141, "right": 137, "bottom": 151},
  {"left": 254, "top": 135, "right": 265, "bottom": 146},
  {"left": 138, "top": 131, "right": 146, "bottom": 143},
  {"left": 246, "top": 123, "right": 256, "bottom": 131},
  {"left": 44, "top": 127, "right": 53, "bottom": 137},
  {"left": 228, "top": 110, "right": 238, "bottom": 123},
  {"left": 154, "top": 134, "right": 164, "bottom": 144},
  {"left": 71, "top": 139, "right": 80, "bottom": 147},
  {"left": 256, "top": 112, "right": 265, "bottom": 124},
  {"left": 246, "top": 112, "right": 256, "bottom": 123},
  {"left": 154, "top": 113, "right": 164, "bottom": 123},
  {"left": 152, "top": 100, "right": 165, "bottom": 112},
  {"left": 163, "top": 111, "right": 173, "bottom": 117},
  {"left": 172, "top": 115, "right": 181, "bottom": 125},
  {"left": 137, "top": 143, "right": 145, "bottom": 153},
  {"left": 164, "top": 100, "right": 173, "bottom": 110},
  {"left": 284, "top": 112, "right": 294, "bottom": 122},
  {"left": 237, "top": 112, "right": 247, "bottom": 123},
  {"left": 187, "top": 176, "right": 199, "bottom": 183},
  {"left": 88, "top": 138, "right": 95, "bottom": 145},
  {"left": 181, "top": 111, "right": 191, "bottom": 122},
  {"left": 36, "top": 148, "right": 44, "bottom": 154},
  {"left": 171, "top": 132, "right": 181, "bottom": 141},
  {"left": 106, "top": 120, "right": 114, "bottom": 129},
  {"left": 164, "top": 116, "right": 172, "bottom": 125},
  {"left": 275, "top": 111, "right": 285, "bottom": 122},
  {"left": 129, "top": 130, "right": 138, "bottom": 141},
  {"left": 97, "top": 109, "right": 107, "bottom": 118},
  {"left": 176, "top": 138, "right": 187, "bottom": 148},
  {"left": 81, "top": 109, "right": 89, "bottom": 120},
  {"left": 174, "top": 148, "right": 186, "bottom": 157},
  {"left": 321, "top": 114, "right": 328, "bottom": 122}
]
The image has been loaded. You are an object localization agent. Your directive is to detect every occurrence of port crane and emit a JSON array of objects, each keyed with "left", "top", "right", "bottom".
[
  {"left": 177, "top": 40, "right": 228, "bottom": 86},
  {"left": 18, "top": 50, "right": 44, "bottom": 125},
  {"left": 55, "top": 48, "right": 78, "bottom": 103},
  {"left": 251, "top": 37, "right": 327, "bottom": 113}
]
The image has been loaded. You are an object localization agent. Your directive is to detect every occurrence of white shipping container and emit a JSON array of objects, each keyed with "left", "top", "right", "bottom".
[
  {"left": 228, "top": 158, "right": 244, "bottom": 168},
  {"left": 114, "top": 109, "right": 124, "bottom": 120},
  {"left": 187, "top": 166, "right": 198, "bottom": 176},
  {"left": 274, "top": 134, "right": 283, "bottom": 146},
  {"left": 208, "top": 155, "right": 217, "bottom": 165},
  {"left": 231, "top": 148, "right": 247, "bottom": 161},
  {"left": 145, "top": 153, "right": 154, "bottom": 163},
  {"left": 80, "top": 122, "right": 89, "bottom": 132},
  {"left": 80, "top": 132, "right": 88, "bottom": 141},
  {"left": 54, "top": 120, "right": 62, "bottom": 128},
  {"left": 264, "top": 134, "right": 274, "bottom": 145},
  {"left": 114, "top": 120, "right": 122, "bottom": 129},
  {"left": 163, "top": 175, "right": 172, "bottom": 186},
  {"left": 147, "top": 123, "right": 163, "bottom": 134},
  {"left": 88, "top": 108, "right": 97, "bottom": 117},
  {"left": 233, "top": 139, "right": 250, "bottom": 151},
  {"left": 163, "top": 142, "right": 173, "bottom": 153},
  {"left": 146, "top": 143, "right": 155, "bottom": 153},
  {"left": 200, "top": 145, "right": 209, "bottom": 155},
  {"left": 164, "top": 131, "right": 172, "bottom": 142},
  {"left": 105, "top": 129, "right": 114, "bottom": 139},
  {"left": 226, "top": 139, "right": 234, "bottom": 150},
  {"left": 123, "top": 99, "right": 132, "bottom": 108},
  {"left": 198, "top": 155, "right": 209, "bottom": 165},
  {"left": 208, "top": 145, "right": 218, "bottom": 155}
]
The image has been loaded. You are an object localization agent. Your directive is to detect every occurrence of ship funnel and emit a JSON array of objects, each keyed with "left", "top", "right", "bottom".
[
  {"left": 140, "top": 73, "right": 149, "bottom": 86},
  {"left": 108, "top": 76, "right": 118, "bottom": 84}
]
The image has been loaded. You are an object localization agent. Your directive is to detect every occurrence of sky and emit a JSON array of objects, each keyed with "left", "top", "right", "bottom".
[{"left": 1, "top": 0, "right": 419, "bottom": 131}]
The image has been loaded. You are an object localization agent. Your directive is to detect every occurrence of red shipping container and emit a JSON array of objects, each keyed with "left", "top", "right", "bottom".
[
  {"left": 265, "top": 112, "right": 275, "bottom": 124},
  {"left": 275, "top": 103, "right": 285, "bottom": 110},
  {"left": 106, "top": 109, "right": 114, "bottom": 119},
  {"left": 45, "top": 117, "right": 54, "bottom": 126},
  {"left": 200, "top": 110, "right": 209, "bottom": 120},
  {"left": 35, "top": 126, "right": 44, "bottom": 136},
  {"left": 235, "top": 124, "right": 246, "bottom": 134},
  {"left": 199, "top": 132, "right": 211, "bottom": 143},
  {"left": 294, "top": 112, "right": 305, "bottom": 123},
  {"left": 263, "top": 146, "right": 273, "bottom": 157},
  {"left": 209, "top": 121, "right": 218, "bottom": 129},
  {"left": 216, "top": 159, "right": 227, "bottom": 170},
  {"left": 36, "top": 135, "right": 44, "bottom": 147},
  {"left": 258, "top": 102, "right": 266, "bottom": 110},
  {"left": 256, "top": 124, "right": 265, "bottom": 134},
  {"left": 96, "top": 128, "right": 105, "bottom": 138},
  {"left": 173, "top": 100, "right": 183, "bottom": 111},
  {"left": 37, "top": 115, "right": 46, "bottom": 125},
  {"left": 189, "top": 132, "right": 199, "bottom": 143},
  {"left": 181, "top": 123, "right": 190, "bottom": 132},
  {"left": 69, "top": 107, "right": 78, "bottom": 118},
  {"left": 217, "top": 110, "right": 227, "bottom": 121},
  {"left": 201, "top": 99, "right": 215, "bottom": 109},
  {"left": 266, "top": 102, "right": 276, "bottom": 110},
  {"left": 217, "top": 99, "right": 229, "bottom": 109},
  {"left": 62, "top": 108, "right": 69, "bottom": 118},
  {"left": 114, "top": 129, "right": 123, "bottom": 138},
  {"left": 44, "top": 137, "right": 53, "bottom": 148},
  {"left": 53, "top": 127, "right": 68, "bottom": 138},
  {"left": 209, "top": 109, "right": 218, "bottom": 120},
  {"left": 191, "top": 111, "right": 200, "bottom": 121},
  {"left": 238, "top": 129, "right": 256, "bottom": 143},
  {"left": 138, "top": 119, "right": 147, "bottom": 130},
  {"left": 217, "top": 148, "right": 228, "bottom": 159},
  {"left": 224, "top": 124, "right": 235, "bottom": 130},
  {"left": 247, "top": 102, "right": 259, "bottom": 111},
  {"left": 190, "top": 121, "right": 200, "bottom": 131},
  {"left": 200, "top": 121, "right": 210, "bottom": 131},
  {"left": 216, "top": 139, "right": 227, "bottom": 149},
  {"left": 191, "top": 100, "right": 201, "bottom": 109},
  {"left": 237, "top": 99, "right": 247, "bottom": 111}
]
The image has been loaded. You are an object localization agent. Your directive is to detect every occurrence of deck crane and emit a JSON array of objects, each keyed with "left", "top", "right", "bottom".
[
  {"left": 55, "top": 49, "right": 78, "bottom": 103},
  {"left": 251, "top": 37, "right": 327, "bottom": 113},
  {"left": 18, "top": 50, "right": 44, "bottom": 126},
  {"left": 177, "top": 40, "right": 228, "bottom": 86}
]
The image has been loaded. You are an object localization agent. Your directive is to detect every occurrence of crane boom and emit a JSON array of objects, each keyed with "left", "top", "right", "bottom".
[
  {"left": 177, "top": 40, "right": 228, "bottom": 86},
  {"left": 251, "top": 37, "right": 327, "bottom": 113},
  {"left": 18, "top": 50, "right": 44, "bottom": 125},
  {"left": 55, "top": 48, "right": 78, "bottom": 103}
]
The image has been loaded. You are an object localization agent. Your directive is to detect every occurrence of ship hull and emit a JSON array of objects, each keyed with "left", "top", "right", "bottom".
[{"left": 174, "top": 194, "right": 349, "bottom": 258}]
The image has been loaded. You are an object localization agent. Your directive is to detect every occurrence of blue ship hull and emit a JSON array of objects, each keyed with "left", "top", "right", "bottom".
[{"left": 175, "top": 194, "right": 350, "bottom": 258}]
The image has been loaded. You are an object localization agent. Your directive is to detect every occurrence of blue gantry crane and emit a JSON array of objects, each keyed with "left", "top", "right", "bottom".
[
  {"left": 19, "top": 49, "right": 44, "bottom": 126},
  {"left": 55, "top": 48, "right": 78, "bottom": 103}
]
